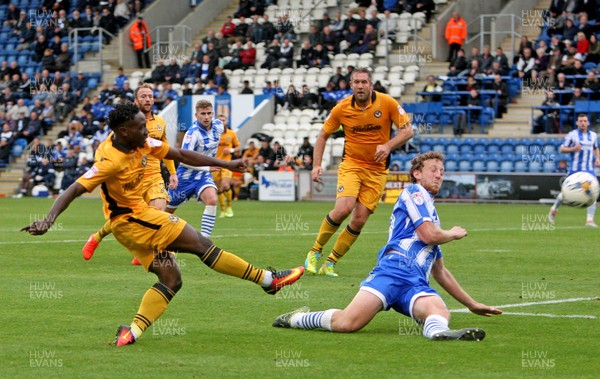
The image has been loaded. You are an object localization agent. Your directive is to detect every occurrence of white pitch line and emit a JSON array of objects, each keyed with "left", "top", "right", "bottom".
[
  {"left": 451, "top": 297, "right": 599, "bottom": 314},
  {"left": 499, "top": 311, "right": 596, "bottom": 319}
]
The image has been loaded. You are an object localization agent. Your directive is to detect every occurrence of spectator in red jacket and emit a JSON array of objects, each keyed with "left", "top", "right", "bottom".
[
  {"left": 240, "top": 41, "right": 256, "bottom": 69},
  {"left": 221, "top": 16, "right": 236, "bottom": 39}
]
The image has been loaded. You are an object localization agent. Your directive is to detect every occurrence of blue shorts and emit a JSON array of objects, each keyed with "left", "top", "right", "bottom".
[
  {"left": 167, "top": 171, "right": 217, "bottom": 208},
  {"left": 360, "top": 253, "right": 442, "bottom": 320}
]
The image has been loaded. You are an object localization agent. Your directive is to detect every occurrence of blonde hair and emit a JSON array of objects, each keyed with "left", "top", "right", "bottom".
[
  {"left": 195, "top": 99, "right": 213, "bottom": 112},
  {"left": 409, "top": 152, "right": 445, "bottom": 183}
]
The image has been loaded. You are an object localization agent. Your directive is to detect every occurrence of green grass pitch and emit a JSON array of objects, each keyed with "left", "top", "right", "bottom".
[{"left": 1, "top": 198, "right": 599, "bottom": 378}]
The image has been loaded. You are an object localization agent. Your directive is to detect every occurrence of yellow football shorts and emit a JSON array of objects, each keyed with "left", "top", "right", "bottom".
[
  {"left": 141, "top": 173, "right": 170, "bottom": 203},
  {"left": 336, "top": 162, "right": 388, "bottom": 212},
  {"left": 212, "top": 168, "right": 233, "bottom": 183},
  {"left": 111, "top": 207, "right": 187, "bottom": 271}
]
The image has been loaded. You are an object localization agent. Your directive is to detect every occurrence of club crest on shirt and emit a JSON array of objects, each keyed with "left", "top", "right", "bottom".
[
  {"left": 156, "top": 125, "right": 163, "bottom": 132},
  {"left": 411, "top": 192, "right": 424, "bottom": 205},
  {"left": 141, "top": 156, "right": 147, "bottom": 167},
  {"left": 169, "top": 215, "right": 179, "bottom": 223},
  {"left": 338, "top": 185, "right": 344, "bottom": 193},
  {"left": 374, "top": 110, "right": 382, "bottom": 118}
]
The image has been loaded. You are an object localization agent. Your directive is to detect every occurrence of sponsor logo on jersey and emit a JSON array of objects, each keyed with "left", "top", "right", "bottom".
[
  {"left": 83, "top": 166, "right": 98, "bottom": 179},
  {"left": 411, "top": 192, "right": 424, "bottom": 205}
]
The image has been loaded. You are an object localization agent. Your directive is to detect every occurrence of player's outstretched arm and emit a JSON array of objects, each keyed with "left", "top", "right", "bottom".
[
  {"left": 416, "top": 222, "right": 467, "bottom": 246},
  {"left": 432, "top": 258, "right": 502, "bottom": 317},
  {"left": 165, "top": 147, "right": 246, "bottom": 172},
  {"left": 21, "top": 182, "right": 88, "bottom": 236}
]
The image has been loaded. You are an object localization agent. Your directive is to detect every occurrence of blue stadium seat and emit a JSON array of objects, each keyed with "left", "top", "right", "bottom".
[
  {"left": 17, "top": 55, "right": 28, "bottom": 66},
  {"left": 446, "top": 143, "right": 459, "bottom": 155},
  {"left": 473, "top": 139, "right": 488, "bottom": 154},
  {"left": 472, "top": 160, "right": 485, "bottom": 172},
  {"left": 87, "top": 78, "right": 98, "bottom": 89},
  {"left": 403, "top": 160, "right": 412, "bottom": 172},
  {"left": 528, "top": 161, "right": 542, "bottom": 172},
  {"left": 514, "top": 161, "right": 527, "bottom": 172},
  {"left": 543, "top": 143, "right": 557, "bottom": 155},
  {"left": 459, "top": 142, "right": 472, "bottom": 154},
  {"left": 500, "top": 160, "right": 514, "bottom": 172},
  {"left": 488, "top": 138, "right": 502, "bottom": 154},
  {"left": 543, "top": 161, "right": 556, "bottom": 172},
  {"left": 445, "top": 159, "right": 458, "bottom": 171},
  {"left": 486, "top": 159, "right": 500, "bottom": 172},
  {"left": 420, "top": 142, "right": 431, "bottom": 152},
  {"left": 432, "top": 143, "right": 445, "bottom": 153},
  {"left": 458, "top": 160, "right": 472, "bottom": 172}
]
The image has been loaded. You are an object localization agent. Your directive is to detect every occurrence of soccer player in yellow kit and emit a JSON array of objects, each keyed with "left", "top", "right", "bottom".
[
  {"left": 305, "top": 67, "right": 414, "bottom": 277},
  {"left": 22, "top": 102, "right": 304, "bottom": 346},
  {"left": 82, "top": 84, "right": 178, "bottom": 265},
  {"left": 213, "top": 114, "right": 240, "bottom": 218}
]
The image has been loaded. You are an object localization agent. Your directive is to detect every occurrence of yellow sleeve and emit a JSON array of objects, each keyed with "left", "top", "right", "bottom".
[
  {"left": 391, "top": 97, "right": 410, "bottom": 129},
  {"left": 163, "top": 158, "right": 176, "bottom": 175},
  {"left": 232, "top": 132, "right": 240, "bottom": 148},
  {"left": 76, "top": 158, "right": 116, "bottom": 192},
  {"left": 322, "top": 104, "right": 342, "bottom": 134}
]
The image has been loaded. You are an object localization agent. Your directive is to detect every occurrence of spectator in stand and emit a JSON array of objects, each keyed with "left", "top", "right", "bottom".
[
  {"left": 224, "top": 40, "right": 244, "bottom": 70},
  {"left": 532, "top": 90, "right": 560, "bottom": 133},
  {"left": 562, "top": 18, "right": 577, "bottom": 44},
  {"left": 262, "top": 14, "right": 277, "bottom": 42},
  {"left": 164, "top": 58, "right": 180, "bottom": 83},
  {"left": 17, "top": 111, "right": 41, "bottom": 143},
  {"left": 234, "top": 16, "right": 249, "bottom": 40},
  {"left": 0, "top": 123, "right": 15, "bottom": 164},
  {"left": 311, "top": 44, "right": 330, "bottom": 68},
  {"left": 278, "top": 38, "right": 294, "bottom": 68},
  {"left": 130, "top": 14, "right": 151, "bottom": 68},
  {"left": 16, "top": 21, "right": 35, "bottom": 51},
  {"left": 344, "top": 23, "right": 362, "bottom": 53},
  {"left": 479, "top": 46, "right": 494, "bottom": 73},
  {"left": 122, "top": 81, "right": 135, "bottom": 102},
  {"left": 514, "top": 35, "right": 536, "bottom": 64},
  {"left": 245, "top": 15, "right": 262, "bottom": 43},
  {"left": 204, "top": 41, "right": 220, "bottom": 67},
  {"left": 587, "top": 34, "right": 600, "bottom": 64},
  {"left": 215, "top": 32, "right": 230, "bottom": 58},
  {"left": 198, "top": 55, "right": 215, "bottom": 83},
  {"left": 445, "top": 11, "right": 467, "bottom": 62},
  {"left": 93, "top": 118, "right": 110, "bottom": 144},
  {"left": 307, "top": 25, "right": 322, "bottom": 48},
  {"left": 321, "top": 26, "right": 339, "bottom": 55},
  {"left": 240, "top": 40, "right": 256, "bottom": 68},
  {"left": 190, "top": 43, "right": 202, "bottom": 62},
  {"left": 41, "top": 99, "right": 56, "bottom": 131},
  {"left": 59, "top": 148, "right": 80, "bottom": 191},
  {"left": 54, "top": 43, "right": 72, "bottom": 73},
  {"left": 421, "top": 75, "right": 442, "bottom": 102},
  {"left": 354, "top": 23, "right": 377, "bottom": 53},
  {"left": 256, "top": 139, "right": 276, "bottom": 173},
  {"left": 8, "top": 98, "right": 30, "bottom": 119},
  {"left": 182, "top": 82, "right": 193, "bottom": 96},
  {"left": 577, "top": 13, "right": 594, "bottom": 39},
  {"left": 517, "top": 47, "right": 536, "bottom": 83},
  {"left": 284, "top": 85, "right": 301, "bottom": 109},
  {"left": 204, "top": 79, "right": 218, "bottom": 95},
  {"left": 487, "top": 60, "right": 507, "bottom": 76},
  {"left": 114, "top": 67, "right": 128, "bottom": 89},
  {"left": 576, "top": 32, "right": 590, "bottom": 61},
  {"left": 464, "top": 75, "right": 480, "bottom": 92},
  {"left": 276, "top": 15, "right": 296, "bottom": 42},
  {"left": 378, "top": 10, "right": 397, "bottom": 40},
  {"left": 583, "top": 71, "right": 600, "bottom": 94},
  {"left": 41, "top": 49, "right": 57, "bottom": 73},
  {"left": 32, "top": 35, "right": 49, "bottom": 62},
  {"left": 546, "top": 10, "right": 566, "bottom": 37},
  {"left": 55, "top": 83, "right": 75, "bottom": 122},
  {"left": 491, "top": 73, "right": 508, "bottom": 118},
  {"left": 261, "top": 39, "right": 280, "bottom": 69},
  {"left": 493, "top": 47, "right": 510, "bottom": 72},
  {"left": 222, "top": 16, "right": 236, "bottom": 39},
  {"left": 373, "top": 80, "right": 388, "bottom": 94},
  {"left": 297, "top": 40, "right": 314, "bottom": 67},
  {"left": 99, "top": 7, "right": 117, "bottom": 42},
  {"left": 240, "top": 80, "right": 254, "bottom": 94},
  {"left": 211, "top": 66, "right": 229, "bottom": 89},
  {"left": 447, "top": 48, "right": 467, "bottom": 76},
  {"left": 296, "top": 136, "right": 314, "bottom": 162},
  {"left": 70, "top": 72, "right": 89, "bottom": 102},
  {"left": 114, "top": 0, "right": 131, "bottom": 28},
  {"left": 3, "top": 3, "right": 20, "bottom": 28},
  {"left": 461, "top": 59, "right": 483, "bottom": 77}
]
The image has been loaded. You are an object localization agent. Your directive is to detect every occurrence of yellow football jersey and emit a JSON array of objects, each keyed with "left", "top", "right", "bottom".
[
  {"left": 323, "top": 91, "right": 410, "bottom": 171},
  {"left": 215, "top": 129, "right": 240, "bottom": 161},
  {"left": 77, "top": 136, "right": 170, "bottom": 220},
  {"left": 145, "top": 114, "right": 176, "bottom": 176}
]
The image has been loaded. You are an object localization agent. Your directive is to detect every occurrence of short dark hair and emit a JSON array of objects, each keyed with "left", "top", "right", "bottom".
[
  {"left": 108, "top": 102, "right": 139, "bottom": 130},
  {"left": 350, "top": 67, "right": 372, "bottom": 82},
  {"left": 577, "top": 113, "right": 589, "bottom": 120}
]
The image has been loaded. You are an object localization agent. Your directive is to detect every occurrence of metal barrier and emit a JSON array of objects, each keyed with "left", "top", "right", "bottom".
[
  {"left": 464, "top": 14, "right": 522, "bottom": 60},
  {"left": 143, "top": 25, "right": 192, "bottom": 63},
  {"left": 68, "top": 27, "right": 119, "bottom": 73}
]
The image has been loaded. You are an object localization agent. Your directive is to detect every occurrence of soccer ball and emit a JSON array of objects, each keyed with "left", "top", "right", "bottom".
[{"left": 561, "top": 172, "right": 600, "bottom": 208}]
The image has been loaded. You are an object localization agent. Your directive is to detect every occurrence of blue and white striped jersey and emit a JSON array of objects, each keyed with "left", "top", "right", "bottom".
[
  {"left": 377, "top": 183, "right": 442, "bottom": 282},
  {"left": 562, "top": 129, "right": 598, "bottom": 175},
  {"left": 177, "top": 118, "right": 224, "bottom": 180}
]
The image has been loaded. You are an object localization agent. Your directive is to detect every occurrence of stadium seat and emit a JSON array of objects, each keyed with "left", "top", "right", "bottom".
[
  {"left": 514, "top": 161, "right": 527, "bottom": 172},
  {"left": 473, "top": 138, "right": 488, "bottom": 154},
  {"left": 445, "top": 159, "right": 458, "bottom": 171},
  {"left": 458, "top": 160, "right": 472, "bottom": 172},
  {"left": 472, "top": 160, "right": 485, "bottom": 172},
  {"left": 529, "top": 161, "right": 542, "bottom": 172},
  {"left": 499, "top": 160, "right": 514, "bottom": 172},
  {"left": 446, "top": 143, "right": 459, "bottom": 155},
  {"left": 543, "top": 161, "right": 556, "bottom": 173}
]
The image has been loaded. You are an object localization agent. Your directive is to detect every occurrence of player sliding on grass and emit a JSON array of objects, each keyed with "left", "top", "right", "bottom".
[
  {"left": 275, "top": 152, "right": 501, "bottom": 340},
  {"left": 22, "top": 103, "right": 304, "bottom": 347},
  {"left": 82, "top": 84, "right": 178, "bottom": 265}
]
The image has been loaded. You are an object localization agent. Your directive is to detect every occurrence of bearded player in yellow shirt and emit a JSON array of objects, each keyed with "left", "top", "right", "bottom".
[
  {"left": 305, "top": 67, "right": 414, "bottom": 277},
  {"left": 22, "top": 102, "right": 304, "bottom": 346},
  {"left": 82, "top": 84, "right": 178, "bottom": 265},
  {"left": 213, "top": 114, "right": 240, "bottom": 218}
]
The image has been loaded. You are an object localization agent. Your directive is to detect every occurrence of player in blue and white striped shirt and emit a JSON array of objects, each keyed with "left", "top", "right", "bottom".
[
  {"left": 166, "top": 100, "right": 223, "bottom": 237},
  {"left": 273, "top": 152, "right": 502, "bottom": 340},
  {"left": 549, "top": 113, "right": 600, "bottom": 227}
]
